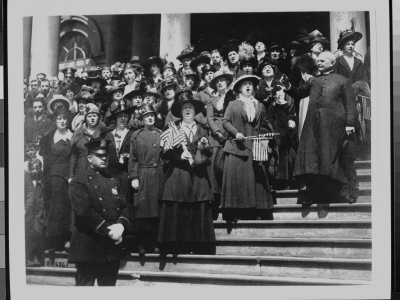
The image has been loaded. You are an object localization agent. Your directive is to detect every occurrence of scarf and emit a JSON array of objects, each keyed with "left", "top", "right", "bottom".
[{"left": 238, "top": 94, "right": 257, "bottom": 122}]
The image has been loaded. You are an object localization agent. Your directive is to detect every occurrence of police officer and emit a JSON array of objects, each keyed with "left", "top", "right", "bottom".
[{"left": 68, "top": 132, "right": 133, "bottom": 286}]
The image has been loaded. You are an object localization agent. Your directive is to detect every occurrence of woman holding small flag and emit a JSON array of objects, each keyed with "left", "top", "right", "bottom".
[
  {"left": 158, "top": 90, "right": 215, "bottom": 255},
  {"left": 221, "top": 75, "right": 275, "bottom": 222}
]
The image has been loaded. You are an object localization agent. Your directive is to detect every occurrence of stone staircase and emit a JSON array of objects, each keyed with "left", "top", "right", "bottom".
[{"left": 26, "top": 160, "right": 372, "bottom": 286}]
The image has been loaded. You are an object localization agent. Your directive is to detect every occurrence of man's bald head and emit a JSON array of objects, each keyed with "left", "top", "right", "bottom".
[{"left": 317, "top": 51, "right": 336, "bottom": 73}]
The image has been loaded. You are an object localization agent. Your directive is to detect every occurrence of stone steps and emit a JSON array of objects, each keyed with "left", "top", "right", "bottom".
[
  {"left": 26, "top": 267, "right": 371, "bottom": 286},
  {"left": 213, "top": 220, "right": 371, "bottom": 239}
]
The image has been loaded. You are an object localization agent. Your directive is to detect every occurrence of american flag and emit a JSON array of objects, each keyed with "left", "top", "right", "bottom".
[{"left": 160, "top": 122, "right": 187, "bottom": 151}]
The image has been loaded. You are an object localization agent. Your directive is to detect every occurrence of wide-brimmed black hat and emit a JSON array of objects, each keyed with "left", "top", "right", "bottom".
[
  {"left": 250, "top": 33, "right": 270, "bottom": 49},
  {"left": 171, "top": 89, "right": 204, "bottom": 118},
  {"left": 107, "top": 102, "right": 136, "bottom": 121},
  {"left": 221, "top": 39, "right": 240, "bottom": 60},
  {"left": 258, "top": 58, "right": 278, "bottom": 76},
  {"left": 240, "top": 57, "right": 258, "bottom": 70},
  {"left": 176, "top": 45, "right": 197, "bottom": 61},
  {"left": 123, "top": 62, "right": 143, "bottom": 73},
  {"left": 93, "top": 95, "right": 109, "bottom": 106},
  {"left": 189, "top": 54, "right": 211, "bottom": 71},
  {"left": 106, "top": 80, "right": 126, "bottom": 93},
  {"left": 269, "top": 42, "right": 282, "bottom": 52},
  {"left": 85, "top": 127, "right": 110, "bottom": 153},
  {"left": 47, "top": 94, "right": 73, "bottom": 115},
  {"left": 124, "top": 88, "right": 143, "bottom": 100},
  {"left": 130, "top": 55, "right": 142, "bottom": 65},
  {"left": 86, "top": 76, "right": 108, "bottom": 87},
  {"left": 308, "top": 30, "right": 330, "bottom": 48},
  {"left": 52, "top": 105, "right": 70, "bottom": 119},
  {"left": 233, "top": 74, "right": 260, "bottom": 93},
  {"left": 209, "top": 71, "right": 233, "bottom": 91},
  {"left": 137, "top": 104, "right": 156, "bottom": 120},
  {"left": 144, "top": 56, "right": 164, "bottom": 73},
  {"left": 337, "top": 28, "right": 363, "bottom": 49},
  {"left": 86, "top": 67, "right": 102, "bottom": 78}
]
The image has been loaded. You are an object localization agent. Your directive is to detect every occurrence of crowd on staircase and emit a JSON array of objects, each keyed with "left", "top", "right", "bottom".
[{"left": 23, "top": 25, "right": 371, "bottom": 285}]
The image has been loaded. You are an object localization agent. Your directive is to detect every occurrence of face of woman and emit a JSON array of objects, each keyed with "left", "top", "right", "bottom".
[
  {"left": 116, "top": 113, "right": 129, "bottom": 128},
  {"left": 204, "top": 71, "right": 214, "bottom": 83},
  {"left": 343, "top": 40, "right": 355, "bottom": 56},
  {"left": 56, "top": 114, "right": 68, "bottom": 130},
  {"left": 182, "top": 103, "right": 195, "bottom": 122},
  {"left": 255, "top": 42, "right": 266, "bottom": 52},
  {"left": 239, "top": 80, "right": 254, "bottom": 97},
  {"left": 163, "top": 68, "right": 174, "bottom": 78},
  {"left": 262, "top": 64, "right": 275, "bottom": 78},
  {"left": 66, "top": 90, "right": 74, "bottom": 100},
  {"left": 113, "top": 90, "right": 123, "bottom": 102},
  {"left": 196, "top": 63, "right": 205, "bottom": 74},
  {"left": 182, "top": 58, "right": 191, "bottom": 68},
  {"left": 185, "top": 76, "right": 195, "bottom": 89},
  {"left": 216, "top": 78, "right": 228, "bottom": 91},
  {"left": 150, "top": 64, "right": 160, "bottom": 75},
  {"left": 78, "top": 102, "right": 88, "bottom": 114},
  {"left": 243, "top": 64, "right": 254, "bottom": 75},
  {"left": 228, "top": 51, "right": 239, "bottom": 64},
  {"left": 124, "top": 68, "right": 136, "bottom": 83},
  {"left": 86, "top": 113, "right": 99, "bottom": 128},
  {"left": 143, "top": 113, "right": 155, "bottom": 127},
  {"left": 270, "top": 50, "right": 281, "bottom": 60},
  {"left": 164, "top": 87, "right": 175, "bottom": 99},
  {"left": 132, "top": 95, "right": 143, "bottom": 106},
  {"left": 144, "top": 95, "right": 155, "bottom": 105},
  {"left": 311, "top": 42, "right": 324, "bottom": 54}
]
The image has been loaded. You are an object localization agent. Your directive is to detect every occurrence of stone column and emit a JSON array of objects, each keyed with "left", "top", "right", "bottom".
[
  {"left": 23, "top": 17, "right": 33, "bottom": 82},
  {"left": 159, "top": 14, "right": 190, "bottom": 67},
  {"left": 330, "top": 11, "right": 367, "bottom": 60},
  {"left": 30, "top": 16, "right": 60, "bottom": 80}
]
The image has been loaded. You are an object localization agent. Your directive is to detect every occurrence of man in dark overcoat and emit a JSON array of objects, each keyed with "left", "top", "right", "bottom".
[
  {"left": 68, "top": 133, "right": 133, "bottom": 286},
  {"left": 286, "top": 51, "right": 357, "bottom": 203}
]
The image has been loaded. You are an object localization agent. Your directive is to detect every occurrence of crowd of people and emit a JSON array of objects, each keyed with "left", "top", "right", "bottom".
[{"left": 24, "top": 25, "right": 371, "bottom": 285}]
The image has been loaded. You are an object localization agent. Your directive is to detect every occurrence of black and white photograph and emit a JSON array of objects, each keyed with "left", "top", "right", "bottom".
[{"left": 7, "top": 0, "right": 391, "bottom": 299}]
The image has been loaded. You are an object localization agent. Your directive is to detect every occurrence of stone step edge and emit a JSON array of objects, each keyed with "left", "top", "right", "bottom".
[
  {"left": 214, "top": 237, "right": 371, "bottom": 244},
  {"left": 275, "top": 186, "right": 371, "bottom": 194},
  {"left": 26, "top": 267, "right": 371, "bottom": 285},
  {"left": 213, "top": 220, "right": 372, "bottom": 225},
  {"left": 45, "top": 252, "right": 372, "bottom": 264}
]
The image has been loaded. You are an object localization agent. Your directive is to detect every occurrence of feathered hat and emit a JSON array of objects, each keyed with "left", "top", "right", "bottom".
[{"left": 337, "top": 19, "right": 363, "bottom": 49}]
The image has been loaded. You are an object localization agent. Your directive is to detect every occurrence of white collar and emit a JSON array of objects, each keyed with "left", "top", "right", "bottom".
[{"left": 54, "top": 130, "right": 73, "bottom": 143}]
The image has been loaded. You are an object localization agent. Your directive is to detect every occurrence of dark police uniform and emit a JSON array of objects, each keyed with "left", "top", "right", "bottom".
[{"left": 68, "top": 165, "right": 133, "bottom": 286}]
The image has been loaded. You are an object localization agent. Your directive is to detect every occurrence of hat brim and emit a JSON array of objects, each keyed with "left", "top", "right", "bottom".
[
  {"left": 86, "top": 77, "right": 108, "bottom": 87},
  {"left": 145, "top": 57, "right": 164, "bottom": 72},
  {"left": 171, "top": 99, "right": 205, "bottom": 118},
  {"left": 189, "top": 56, "right": 211, "bottom": 70},
  {"left": 160, "top": 82, "right": 178, "bottom": 94},
  {"left": 107, "top": 106, "right": 137, "bottom": 120},
  {"left": 338, "top": 32, "right": 363, "bottom": 48},
  {"left": 210, "top": 73, "right": 234, "bottom": 91},
  {"left": 47, "top": 96, "right": 73, "bottom": 114},
  {"left": 233, "top": 75, "right": 260, "bottom": 93},
  {"left": 124, "top": 89, "right": 143, "bottom": 100},
  {"left": 176, "top": 51, "right": 197, "bottom": 61}
]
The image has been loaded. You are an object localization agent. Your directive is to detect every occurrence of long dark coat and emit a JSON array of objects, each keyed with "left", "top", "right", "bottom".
[
  {"left": 287, "top": 72, "right": 357, "bottom": 184},
  {"left": 128, "top": 128, "right": 164, "bottom": 218},
  {"left": 40, "top": 130, "right": 73, "bottom": 238},
  {"left": 68, "top": 167, "right": 133, "bottom": 263},
  {"left": 333, "top": 56, "right": 369, "bottom": 85},
  {"left": 105, "top": 130, "right": 134, "bottom": 204},
  {"left": 221, "top": 99, "right": 274, "bottom": 212}
]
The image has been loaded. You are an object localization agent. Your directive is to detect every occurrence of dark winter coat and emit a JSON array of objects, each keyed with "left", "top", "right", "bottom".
[
  {"left": 68, "top": 167, "right": 133, "bottom": 263},
  {"left": 333, "top": 56, "right": 369, "bottom": 85},
  {"left": 128, "top": 128, "right": 165, "bottom": 218},
  {"left": 24, "top": 114, "right": 53, "bottom": 144}
]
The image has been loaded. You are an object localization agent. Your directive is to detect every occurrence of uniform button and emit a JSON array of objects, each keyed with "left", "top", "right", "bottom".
[
  {"left": 117, "top": 208, "right": 120, "bottom": 211},
  {"left": 102, "top": 208, "right": 106, "bottom": 212},
  {"left": 153, "top": 131, "right": 156, "bottom": 134},
  {"left": 154, "top": 163, "right": 157, "bottom": 166},
  {"left": 153, "top": 144, "right": 156, "bottom": 147},
  {"left": 99, "top": 197, "right": 102, "bottom": 201},
  {"left": 89, "top": 176, "right": 92, "bottom": 180},
  {"left": 94, "top": 186, "right": 98, "bottom": 189}
]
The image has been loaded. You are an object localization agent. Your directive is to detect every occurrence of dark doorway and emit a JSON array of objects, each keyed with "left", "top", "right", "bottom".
[{"left": 191, "top": 12, "right": 331, "bottom": 52}]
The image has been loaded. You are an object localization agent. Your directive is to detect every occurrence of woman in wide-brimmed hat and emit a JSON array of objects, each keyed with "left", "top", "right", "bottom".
[
  {"left": 221, "top": 74, "right": 275, "bottom": 222},
  {"left": 193, "top": 64, "right": 217, "bottom": 108},
  {"left": 206, "top": 71, "right": 234, "bottom": 217},
  {"left": 176, "top": 44, "right": 198, "bottom": 80},
  {"left": 39, "top": 105, "right": 73, "bottom": 253},
  {"left": 181, "top": 69, "right": 201, "bottom": 94},
  {"left": 308, "top": 30, "right": 330, "bottom": 61},
  {"left": 158, "top": 91, "right": 215, "bottom": 255},
  {"left": 190, "top": 54, "right": 211, "bottom": 90},
  {"left": 333, "top": 26, "right": 368, "bottom": 84},
  {"left": 156, "top": 78, "right": 180, "bottom": 129},
  {"left": 122, "top": 63, "right": 145, "bottom": 98},
  {"left": 128, "top": 104, "right": 164, "bottom": 256}
]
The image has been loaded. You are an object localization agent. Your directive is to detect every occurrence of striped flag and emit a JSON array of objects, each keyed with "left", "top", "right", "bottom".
[{"left": 160, "top": 122, "right": 187, "bottom": 151}]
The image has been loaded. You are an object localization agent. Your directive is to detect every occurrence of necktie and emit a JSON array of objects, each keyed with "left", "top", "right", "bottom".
[{"left": 115, "top": 133, "right": 121, "bottom": 153}]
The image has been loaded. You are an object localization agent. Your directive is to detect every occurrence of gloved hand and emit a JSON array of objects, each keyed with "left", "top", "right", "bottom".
[
  {"left": 107, "top": 223, "right": 124, "bottom": 240},
  {"left": 288, "top": 120, "right": 296, "bottom": 128},
  {"left": 131, "top": 179, "right": 139, "bottom": 190},
  {"left": 236, "top": 132, "right": 245, "bottom": 141}
]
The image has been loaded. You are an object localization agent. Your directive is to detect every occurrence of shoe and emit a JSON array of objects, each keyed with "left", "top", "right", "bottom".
[
  {"left": 138, "top": 246, "right": 146, "bottom": 257},
  {"left": 153, "top": 247, "right": 160, "bottom": 254}
]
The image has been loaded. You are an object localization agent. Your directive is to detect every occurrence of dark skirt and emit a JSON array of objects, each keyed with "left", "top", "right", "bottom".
[
  {"left": 221, "top": 153, "right": 274, "bottom": 217},
  {"left": 46, "top": 175, "right": 72, "bottom": 238},
  {"left": 158, "top": 201, "right": 215, "bottom": 244}
]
